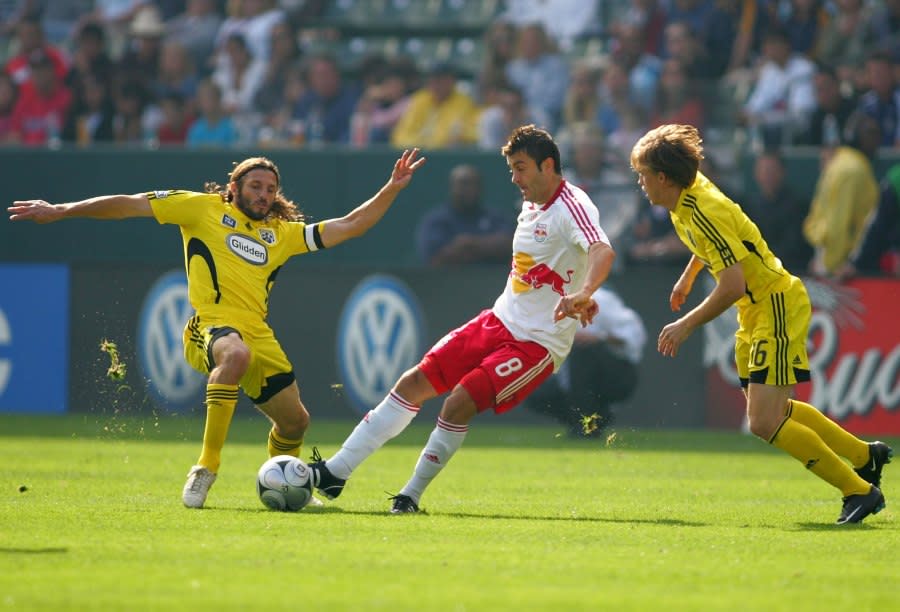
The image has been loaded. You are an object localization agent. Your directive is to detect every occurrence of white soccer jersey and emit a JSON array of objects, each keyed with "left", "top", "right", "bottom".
[{"left": 492, "top": 179, "right": 610, "bottom": 369}]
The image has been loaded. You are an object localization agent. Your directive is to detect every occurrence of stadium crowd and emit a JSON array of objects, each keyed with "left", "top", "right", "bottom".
[{"left": 1, "top": 0, "right": 899, "bottom": 276}]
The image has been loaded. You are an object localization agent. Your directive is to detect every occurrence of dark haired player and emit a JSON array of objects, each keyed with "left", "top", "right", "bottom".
[{"left": 309, "top": 125, "right": 616, "bottom": 513}]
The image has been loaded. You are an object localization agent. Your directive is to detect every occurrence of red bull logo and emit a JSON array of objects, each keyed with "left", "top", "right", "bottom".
[{"left": 511, "top": 253, "right": 573, "bottom": 296}]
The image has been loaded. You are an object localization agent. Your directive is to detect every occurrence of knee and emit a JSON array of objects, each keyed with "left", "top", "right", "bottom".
[
  {"left": 215, "top": 338, "right": 252, "bottom": 375},
  {"left": 439, "top": 387, "right": 477, "bottom": 425},
  {"left": 394, "top": 367, "right": 435, "bottom": 405},
  {"left": 746, "top": 410, "right": 780, "bottom": 441},
  {"left": 275, "top": 407, "right": 310, "bottom": 440}
]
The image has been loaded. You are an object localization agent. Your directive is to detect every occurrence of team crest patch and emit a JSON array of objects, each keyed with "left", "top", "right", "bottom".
[
  {"left": 154, "top": 190, "right": 170, "bottom": 199},
  {"left": 222, "top": 214, "right": 237, "bottom": 228},
  {"left": 258, "top": 228, "right": 276, "bottom": 245},
  {"left": 533, "top": 223, "right": 548, "bottom": 243}
]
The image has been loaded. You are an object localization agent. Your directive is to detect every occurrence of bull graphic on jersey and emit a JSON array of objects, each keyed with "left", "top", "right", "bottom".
[{"left": 511, "top": 252, "right": 573, "bottom": 296}]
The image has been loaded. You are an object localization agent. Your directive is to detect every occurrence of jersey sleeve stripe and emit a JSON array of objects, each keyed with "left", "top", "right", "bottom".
[
  {"left": 684, "top": 198, "right": 737, "bottom": 267},
  {"left": 303, "top": 222, "right": 326, "bottom": 252},
  {"left": 560, "top": 187, "right": 601, "bottom": 243}
]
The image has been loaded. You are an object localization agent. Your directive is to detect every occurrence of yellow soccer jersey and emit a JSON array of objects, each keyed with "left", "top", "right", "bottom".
[
  {"left": 670, "top": 173, "right": 791, "bottom": 307},
  {"left": 148, "top": 190, "right": 325, "bottom": 320}
]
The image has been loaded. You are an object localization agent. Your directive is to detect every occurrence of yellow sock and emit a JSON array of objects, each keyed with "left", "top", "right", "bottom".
[
  {"left": 787, "top": 400, "right": 869, "bottom": 467},
  {"left": 196, "top": 383, "right": 239, "bottom": 473},
  {"left": 268, "top": 428, "right": 303, "bottom": 458},
  {"left": 770, "top": 417, "right": 870, "bottom": 497}
]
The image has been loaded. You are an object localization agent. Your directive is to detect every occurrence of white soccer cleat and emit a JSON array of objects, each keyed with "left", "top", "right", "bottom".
[
  {"left": 182, "top": 465, "right": 217, "bottom": 508},
  {"left": 305, "top": 495, "right": 324, "bottom": 508}
]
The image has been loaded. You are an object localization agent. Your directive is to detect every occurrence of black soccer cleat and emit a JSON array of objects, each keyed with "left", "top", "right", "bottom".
[
  {"left": 836, "top": 485, "right": 885, "bottom": 525},
  {"left": 308, "top": 447, "right": 346, "bottom": 500},
  {"left": 854, "top": 441, "right": 893, "bottom": 488},
  {"left": 389, "top": 493, "right": 419, "bottom": 514}
]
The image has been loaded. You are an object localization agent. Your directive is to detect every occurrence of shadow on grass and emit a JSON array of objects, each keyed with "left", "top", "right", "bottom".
[
  {"left": 213, "top": 505, "right": 706, "bottom": 526},
  {"left": 0, "top": 547, "right": 68, "bottom": 554}
]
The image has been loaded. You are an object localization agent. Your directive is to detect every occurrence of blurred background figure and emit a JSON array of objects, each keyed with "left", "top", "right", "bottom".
[
  {"left": 528, "top": 286, "right": 646, "bottom": 437},
  {"left": 415, "top": 163, "right": 514, "bottom": 267},
  {"left": 392, "top": 61, "right": 478, "bottom": 149},
  {"left": 742, "top": 149, "right": 812, "bottom": 272},
  {"left": 796, "top": 62, "right": 858, "bottom": 147},
  {"left": 477, "top": 81, "right": 548, "bottom": 150},
  {"left": 838, "top": 162, "right": 900, "bottom": 280},
  {"left": 186, "top": 77, "right": 237, "bottom": 147},
  {"left": 504, "top": 22, "right": 569, "bottom": 131},
  {"left": 292, "top": 52, "right": 359, "bottom": 146},
  {"left": 803, "top": 112, "right": 883, "bottom": 278}
]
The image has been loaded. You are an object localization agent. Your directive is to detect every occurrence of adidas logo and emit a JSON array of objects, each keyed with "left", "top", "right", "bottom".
[{"left": 792, "top": 355, "right": 802, "bottom": 365}]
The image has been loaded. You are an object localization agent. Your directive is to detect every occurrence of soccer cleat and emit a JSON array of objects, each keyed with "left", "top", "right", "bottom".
[
  {"left": 389, "top": 494, "right": 419, "bottom": 514},
  {"left": 305, "top": 495, "right": 324, "bottom": 508},
  {"left": 308, "top": 447, "right": 346, "bottom": 500},
  {"left": 854, "top": 441, "right": 893, "bottom": 488},
  {"left": 182, "top": 465, "right": 216, "bottom": 509},
  {"left": 836, "top": 485, "right": 885, "bottom": 525}
]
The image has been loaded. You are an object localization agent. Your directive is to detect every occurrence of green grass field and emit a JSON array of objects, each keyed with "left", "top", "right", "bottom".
[{"left": 1, "top": 413, "right": 897, "bottom": 611}]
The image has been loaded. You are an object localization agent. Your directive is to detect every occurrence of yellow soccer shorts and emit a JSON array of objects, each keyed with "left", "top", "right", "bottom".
[
  {"left": 735, "top": 275, "right": 812, "bottom": 388},
  {"left": 183, "top": 313, "right": 295, "bottom": 403}
]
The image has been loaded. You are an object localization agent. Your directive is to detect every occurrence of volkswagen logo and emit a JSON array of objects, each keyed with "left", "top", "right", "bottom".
[
  {"left": 337, "top": 275, "right": 425, "bottom": 415},
  {"left": 138, "top": 270, "right": 205, "bottom": 411}
]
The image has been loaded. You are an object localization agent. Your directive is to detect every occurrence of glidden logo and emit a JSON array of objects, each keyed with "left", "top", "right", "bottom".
[{"left": 227, "top": 233, "right": 268, "bottom": 265}]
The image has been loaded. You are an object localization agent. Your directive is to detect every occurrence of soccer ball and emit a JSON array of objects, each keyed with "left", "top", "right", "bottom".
[{"left": 256, "top": 455, "right": 314, "bottom": 511}]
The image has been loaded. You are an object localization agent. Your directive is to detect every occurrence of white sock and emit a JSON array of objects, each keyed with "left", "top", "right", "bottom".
[
  {"left": 399, "top": 417, "right": 468, "bottom": 504},
  {"left": 326, "top": 391, "right": 420, "bottom": 479}
]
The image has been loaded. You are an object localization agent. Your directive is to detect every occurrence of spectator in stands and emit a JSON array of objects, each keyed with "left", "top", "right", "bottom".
[
  {"left": 504, "top": 23, "right": 569, "bottom": 131},
  {"left": 5, "top": 16, "right": 68, "bottom": 90},
  {"left": 627, "top": 201, "right": 692, "bottom": 265},
  {"left": 499, "top": 0, "right": 600, "bottom": 52},
  {"left": 838, "top": 162, "right": 900, "bottom": 280},
  {"left": 166, "top": 0, "right": 224, "bottom": 76},
  {"left": 477, "top": 19, "right": 517, "bottom": 103},
  {"left": 781, "top": 0, "right": 830, "bottom": 57},
  {"left": 803, "top": 112, "right": 882, "bottom": 278},
  {"left": 741, "top": 27, "right": 817, "bottom": 147},
  {"left": 561, "top": 59, "right": 601, "bottom": 131},
  {"left": 855, "top": 51, "right": 899, "bottom": 147},
  {"left": 392, "top": 61, "right": 479, "bottom": 148},
  {"left": 214, "top": 0, "right": 285, "bottom": 74},
  {"left": 610, "top": 21, "right": 662, "bottom": 114},
  {"left": 415, "top": 163, "right": 513, "bottom": 267},
  {"left": 117, "top": 6, "right": 165, "bottom": 93},
  {"left": 256, "top": 61, "right": 305, "bottom": 147},
  {"left": 648, "top": 57, "right": 705, "bottom": 130},
  {"left": 252, "top": 19, "right": 302, "bottom": 117},
  {"left": 350, "top": 58, "right": 416, "bottom": 146},
  {"left": 10, "top": 48, "right": 72, "bottom": 146},
  {"left": 154, "top": 39, "right": 199, "bottom": 104},
  {"left": 0, "top": 71, "right": 18, "bottom": 143},
  {"left": 65, "top": 22, "right": 114, "bottom": 93},
  {"left": 40, "top": 0, "right": 94, "bottom": 46},
  {"left": 796, "top": 62, "right": 857, "bottom": 147},
  {"left": 61, "top": 69, "right": 115, "bottom": 145},
  {"left": 478, "top": 81, "right": 548, "bottom": 150},
  {"left": 815, "top": 0, "right": 871, "bottom": 70},
  {"left": 186, "top": 77, "right": 238, "bottom": 147},
  {"left": 87, "top": 0, "right": 152, "bottom": 59},
  {"left": 610, "top": 0, "right": 667, "bottom": 56},
  {"left": 596, "top": 57, "right": 647, "bottom": 151},
  {"left": 212, "top": 32, "right": 265, "bottom": 116},
  {"left": 862, "top": 0, "right": 900, "bottom": 62},
  {"left": 111, "top": 78, "right": 152, "bottom": 144},
  {"left": 562, "top": 122, "right": 638, "bottom": 260},
  {"left": 664, "top": 0, "right": 715, "bottom": 37},
  {"left": 155, "top": 91, "right": 193, "bottom": 145},
  {"left": 528, "top": 285, "right": 646, "bottom": 437},
  {"left": 661, "top": 20, "right": 713, "bottom": 87},
  {"left": 292, "top": 52, "right": 359, "bottom": 145},
  {"left": 742, "top": 150, "right": 812, "bottom": 272}
]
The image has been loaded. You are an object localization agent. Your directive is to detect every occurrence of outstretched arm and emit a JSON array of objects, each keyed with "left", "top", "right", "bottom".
[
  {"left": 319, "top": 148, "right": 426, "bottom": 248},
  {"left": 8, "top": 194, "right": 153, "bottom": 223}
]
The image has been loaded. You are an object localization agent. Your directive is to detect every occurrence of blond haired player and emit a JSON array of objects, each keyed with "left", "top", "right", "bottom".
[
  {"left": 8, "top": 150, "right": 425, "bottom": 508},
  {"left": 619, "top": 124, "right": 889, "bottom": 524}
]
